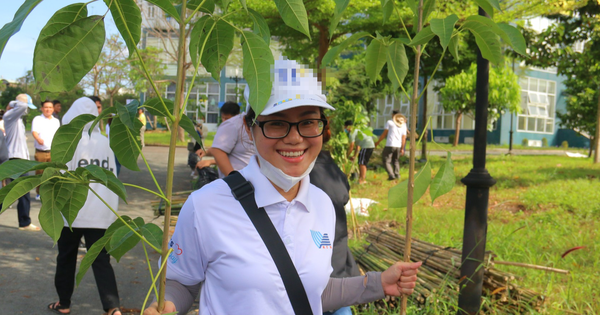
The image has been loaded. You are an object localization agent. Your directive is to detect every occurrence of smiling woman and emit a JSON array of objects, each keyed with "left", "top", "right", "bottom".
[{"left": 144, "top": 59, "right": 422, "bottom": 315}]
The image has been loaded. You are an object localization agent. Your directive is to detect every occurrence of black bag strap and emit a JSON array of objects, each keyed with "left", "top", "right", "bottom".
[{"left": 223, "top": 171, "right": 313, "bottom": 315}]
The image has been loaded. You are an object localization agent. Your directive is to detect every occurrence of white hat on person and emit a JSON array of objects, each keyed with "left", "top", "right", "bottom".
[
  {"left": 244, "top": 58, "right": 334, "bottom": 116},
  {"left": 11, "top": 94, "right": 37, "bottom": 109}
]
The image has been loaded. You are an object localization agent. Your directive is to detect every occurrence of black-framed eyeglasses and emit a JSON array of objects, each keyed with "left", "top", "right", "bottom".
[{"left": 253, "top": 119, "right": 327, "bottom": 139}]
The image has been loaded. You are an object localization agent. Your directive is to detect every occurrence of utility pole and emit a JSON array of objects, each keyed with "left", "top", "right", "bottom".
[{"left": 457, "top": 7, "right": 497, "bottom": 315}]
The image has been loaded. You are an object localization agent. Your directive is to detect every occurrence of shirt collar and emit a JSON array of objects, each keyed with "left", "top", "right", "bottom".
[{"left": 240, "top": 156, "right": 312, "bottom": 212}]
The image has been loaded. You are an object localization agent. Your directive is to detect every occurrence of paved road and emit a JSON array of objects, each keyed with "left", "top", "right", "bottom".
[{"left": 0, "top": 134, "right": 195, "bottom": 315}]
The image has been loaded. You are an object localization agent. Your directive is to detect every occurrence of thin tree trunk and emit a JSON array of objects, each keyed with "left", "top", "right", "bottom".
[
  {"left": 401, "top": 0, "right": 424, "bottom": 314},
  {"left": 594, "top": 85, "right": 600, "bottom": 163},
  {"left": 454, "top": 112, "right": 462, "bottom": 147},
  {"left": 421, "top": 76, "right": 428, "bottom": 158}
]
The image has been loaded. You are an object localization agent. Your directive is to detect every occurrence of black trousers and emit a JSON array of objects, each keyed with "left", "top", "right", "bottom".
[{"left": 55, "top": 227, "right": 120, "bottom": 311}]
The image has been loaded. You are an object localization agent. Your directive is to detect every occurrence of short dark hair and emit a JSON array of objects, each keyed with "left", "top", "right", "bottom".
[
  {"left": 220, "top": 101, "right": 240, "bottom": 116},
  {"left": 52, "top": 100, "right": 61, "bottom": 105},
  {"left": 41, "top": 99, "right": 54, "bottom": 106},
  {"left": 88, "top": 96, "right": 101, "bottom": 103},
  {"left": 392, "top": 110, "right": 399, "bottom": 115},
  {"left": 344, "top": 120, "right": 353, "bottom": 127}
]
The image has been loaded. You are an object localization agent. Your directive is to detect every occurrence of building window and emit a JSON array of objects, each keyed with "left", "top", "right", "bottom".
[
  {"left": 225, "top": 83, "right": 246, "bottom": 105},
  {"left": 430, "top": 92, "right": 475, "bottom": 130},
  {"left": 164, "top": 82, "right": 220, "bottom": 124},
  {"left": 147, "top": 5, "right": 156, "bottom": 18},
  {"left": 517, "top": 77, "right": 555, "bottom": 133}
]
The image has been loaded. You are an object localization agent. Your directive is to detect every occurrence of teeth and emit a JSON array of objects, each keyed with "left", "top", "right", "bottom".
[{"left": 279, "top": 151, "right": 304, "bottom": 157}]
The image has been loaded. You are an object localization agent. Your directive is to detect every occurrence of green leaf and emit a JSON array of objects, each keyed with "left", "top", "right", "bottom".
[
  {"left": 381, "top": 0, "right": 394, "bottom": 25},
  {"left": 51, "top": 114, "right": 96, "bottom": 164},
  {"left": 388, "top": 162, "right": 432, "bottom": 208},
  {"left": 101, "top": 168, "right": 127, "bottom": 202},
  {"left": 117, "top": 100, "right": 140, "bottom": 130},
  {"left": 409, "top": 26, "right": 435, "bottom": 47},
  {"left": 141, "top": 223, "right": 163, "bottom": 250},
  {"left": 448, "top": 34, "right": 460, "bottom": 61},
  {"left": 41, "top": 167, "right": 62, "bottom": 182},
  {"left": 142, "top": 97, "right": 174, "bottom": 118},
  {"left": 365, "top": 38, "right": 387, "bottom": 83},
  {"left": 38, "top": 183, "right": 66, "bottom": 244},
  {"left": 77, "top": 233, "right": 110, "bottom": 285},
  {"left": 33, "top": 16, "right": 105, "bottom": 93},
  {"left": 1, "top": 176, "right": 41, "bottom": 212},
  {"left": 104, "top": 0, "right": 141, "bottom": 57},
  {"left": 0, "top": 159, "right": 40, "bottom": 180},
  {"left": 430, "top": 14, "right": 458, "bottom": 50},
  {"left": 84, "top": 165, "right": 108, "bottom": 184},
  {"left": 201, "top": 18, "right": 235, "bottom": 82},
  {"left": 430, "top": 153, "right": 455, "bottom": 203},
  {"left": 330, "top": 0, "right": 350, "bottom": 37},
  {"left": 0, "top": 177, "right": 26, "bottom": 214},
  {"left": 274, "top": 0, "right": 310, "bottom": 38},
  {"left": 61, "top": 183, "right": 89, "bottom": 227},
  {"left": 0, "top": 0, "right": 43, "bottom": 59},
  {"left": 479, "top": 0, "right": 501, "bottom": 12},
  {"left": 38, "top": 3, "right": 88, "bottom": 42},
  {"left": 108, "top": 217, "right": 145, "bottom": 262},
  {"left": 187, "top": 0, "right": 215, "bottom": 13},
  {"left": 496, "top": 23, "right": 527, "bottom": 56},
  {"left": 462, "top": 16, "right": 503, "bottom": 64},
  {"left": 180, "top": 115, "right": 203, "bottom": 145},
  {"left": 321, "top": 32, "right": 370, "bottom": 68},
  {"left": 89, "top": 106, "right": 117, "bottom": 136},
  {"left": 387, "top": 39, "right": 409, "bottom": 91},
  {"left": 407, "top": 0, "right": 436, "bottom": 28},
  {"left": 241, "top": 31, "right": 274, "bottom": 115},
  {"left": 110, "top": 118, "right": 141, "bottom": 172},
  {"left": 248, "top": 8, "right": 271, "bottom": 46},
  {"left": 239, "top": 0, "right": 247, "bottom": 10},
  {"left": 473, "top": 0, "right": 494, "bottom": 18},
  {"left": 189, "top": 15, "right": 213, "bottom": 68},
  {"left": 145, "top": 0, "right": 181, "bottom": 22},
  {"left": 215, "top": 0, "right": 231, "bottom": 12}
]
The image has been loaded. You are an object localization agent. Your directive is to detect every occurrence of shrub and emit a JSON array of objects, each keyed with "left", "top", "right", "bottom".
[
  {"left": 448, "top": 134, "right": 456, "bottom": 144},
  {"left": 541, "top": 137, "right": 548, "bottom": 147},
  {"left": 522, "top": 138, "right": 529, "bottom": 147},
  {"left": 561, "top": 140, "right": 569, "bottom": 148}
]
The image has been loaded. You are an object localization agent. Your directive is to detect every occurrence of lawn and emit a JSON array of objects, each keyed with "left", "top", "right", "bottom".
[
  {"left": 144, "top": 130, "right": 215, "bottom": 148},
  {"left": 349, "top": 154, "right": 600, "bottom": 314}
]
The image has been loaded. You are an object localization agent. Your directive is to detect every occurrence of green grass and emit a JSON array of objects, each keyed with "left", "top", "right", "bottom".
[
  {"left": 348, "top": 155, "right": 600, "bottom": 314},
  {"left": 144, "top": 130, "right": 215, "bottom": 147}
]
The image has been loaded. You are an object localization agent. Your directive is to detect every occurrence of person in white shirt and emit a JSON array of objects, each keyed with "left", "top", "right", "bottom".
[
  {"left": 3, "top": 94, "right": 39, "bottom": 231},
  {"left": 47, "top": 97, "right": 122, "bottom": 315},
  {"left": 31, "top": 100, "right": 61, "bottom": 197},
  {"left": 376, "top": 111, "right": 407, "bottom": 180},
  {"left": 195, "top": 101, "right": 256, "bottom": 177},
  {"left": 144, "top": 59, "right": 421, "bottom": 315}
]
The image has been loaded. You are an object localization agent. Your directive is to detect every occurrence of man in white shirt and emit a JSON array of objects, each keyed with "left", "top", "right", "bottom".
[
  {"left": 3, "top": 94, "right": 39, "bottom": 231},
  {"left": 196, "top": 101, "right": 256, "bottom": 178},
  {"left": 32, "top": 100, "right": 61, "bottom": 198},
  {"left": 375, "top": 111, "right": 407, "bottom": 180}
]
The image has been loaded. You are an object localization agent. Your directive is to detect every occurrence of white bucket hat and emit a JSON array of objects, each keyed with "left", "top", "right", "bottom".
[{"left": 244, "top": 59, "right": 334, "bottom": 116}]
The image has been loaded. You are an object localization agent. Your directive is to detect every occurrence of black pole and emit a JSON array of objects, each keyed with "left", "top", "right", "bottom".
[
  {"left": 508, "top": 58, "right": 515, "bottom": 154},
  {"left": 457, "top": 7, "right": 497, "bottom": 315}
]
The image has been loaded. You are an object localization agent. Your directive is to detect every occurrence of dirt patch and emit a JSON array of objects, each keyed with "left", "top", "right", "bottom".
[{"left": 489, "top": 200, "right": 528, "bottom": 214}]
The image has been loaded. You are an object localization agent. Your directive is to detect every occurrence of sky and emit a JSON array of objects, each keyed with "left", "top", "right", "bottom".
[{"left": 0, "top": 1, "right": 119, "bottom": 82}]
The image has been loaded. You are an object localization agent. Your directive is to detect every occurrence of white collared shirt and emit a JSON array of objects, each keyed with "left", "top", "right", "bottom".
[
  {"left": 211, "top": 114, "right": 255, "bottom": 178},
  {"left": 166, "top": 156, "right": 336, "bottom": 314},
  {"left": 31, "top": 114, "right": 60, "bottom": 151}
]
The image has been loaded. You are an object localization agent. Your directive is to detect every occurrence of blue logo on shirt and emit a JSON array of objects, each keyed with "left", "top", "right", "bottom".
[{"left": 310, "top": 230, "right": 332, "bottom": 249}]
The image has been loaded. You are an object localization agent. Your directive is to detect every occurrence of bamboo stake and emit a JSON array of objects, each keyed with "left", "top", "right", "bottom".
[{"left": 493, "top": 261, "right": 570, "bottom": 274}]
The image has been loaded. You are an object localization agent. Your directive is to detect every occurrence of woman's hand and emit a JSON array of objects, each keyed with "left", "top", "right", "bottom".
[
  {"left": 143, "top": 301, "right": 176, "bottom": 315},
  {"left": 381, "top": 261, "right": 422, "bottom": 296}
]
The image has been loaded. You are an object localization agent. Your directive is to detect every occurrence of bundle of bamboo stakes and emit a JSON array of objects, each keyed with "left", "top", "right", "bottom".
[
  {"left": 151, "top": 190, "right": 193, "bottom": 216},
  {"left": 351, "top": 227, "right": 545, "bottom": 313}
]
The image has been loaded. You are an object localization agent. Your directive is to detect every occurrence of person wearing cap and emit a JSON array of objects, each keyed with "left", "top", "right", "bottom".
[
  {"left": 194, "top": 101, "right": 255, "bottom": 177},
  {"left": 47, "top": 97, "right": 122, "bottom": 315},
  {"left": 31, "top": 100, "right": 61, "bottom": 199},
  {"left": 345, "top": 120, "right": 376, "bottom": 185},
  {"left": 3, "top": 94, "right": 40, "bottom": 231},
  {"left": 144, "top": 59, "right": 421, "bottom": 315},
  {"left": 375, "top": 110, "right": 407, "bottom": 180}
]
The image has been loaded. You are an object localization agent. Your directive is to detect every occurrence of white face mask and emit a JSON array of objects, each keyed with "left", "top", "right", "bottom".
[{"left": 253, "top": 138, "right": 317, "bottom": 192}]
